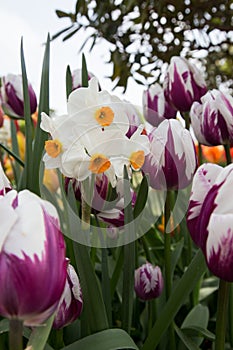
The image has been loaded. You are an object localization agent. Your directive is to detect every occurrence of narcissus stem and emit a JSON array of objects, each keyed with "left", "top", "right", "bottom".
[
  {"left": 215, "top": 279, "right": 230, "bottom": 350},
  {"left": 164, "top": 190, "right": 176, "bottom": 349},
  {"left": 9, "top": 319, "right": 23, "bottom": 350}
]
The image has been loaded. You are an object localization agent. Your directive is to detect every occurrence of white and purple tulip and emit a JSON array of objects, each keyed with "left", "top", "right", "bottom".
[
  {"left": 72, "top": 68, "right": 96, "bottom": 90},
  {"left": 163, "top": 56, "right": 207, "bottom": 112},
  {"left": 134, "top": 263, "right": 164, "bottom": 301},
  {"left": 1, "top": 74, "right": 37, "bottom": 117},
  {"left": 187, "top": 163, "right": 233, "bottom": 281},
  {"left": 0, "top": 189, "right": 67, "bottom": 325},
  {"left": 53, "top": 263, "right": 83, "bottom": 329},
  {"left": 190, "top": 89, "right": 233, "bottom": 146},
  {"left": 0, "top": 162, "right": 11, "bottom": 195},
  {"left": 143, "top": 83, "right": 176, "bottom": 127},
  {"left": 142, "top": 119, "right": 197, "bottom": 190}
]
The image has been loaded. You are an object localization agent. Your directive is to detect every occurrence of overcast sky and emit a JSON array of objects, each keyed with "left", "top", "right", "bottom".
[{"left": 0, "top": 0, "right": 144, "bottom": 114}]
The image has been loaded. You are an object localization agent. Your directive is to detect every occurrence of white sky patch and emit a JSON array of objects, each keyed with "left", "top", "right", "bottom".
[{"left": 0, "top": 1, "right": 145, "bottom": 114}]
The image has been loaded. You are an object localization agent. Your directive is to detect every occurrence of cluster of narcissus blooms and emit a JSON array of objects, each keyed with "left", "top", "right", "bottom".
[
  {"left": 134, "top": 263, "right": 164, "bottom": 301},
  {"left": 41, "top": 77, "right": 150, "bottom": 187},
  {"left": 0, "top": 163, "right": 82, "bottom": 327}
]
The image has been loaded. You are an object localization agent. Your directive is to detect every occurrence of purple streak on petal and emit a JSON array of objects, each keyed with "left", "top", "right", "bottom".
[
  {"left": 5, "top": 83, "right": 24, "bottom": 116},
  {"left": 187, "top": 183, "right": 221, "bottom": 250},
  {"left": 0, "top": 209, "right": 66, "bottom": 324},
  {"left": 207, "top": 229, "right": 233, "bottom": 282},
  {"left": 169, "top": 65, "right": 193, "bottom": 112}
]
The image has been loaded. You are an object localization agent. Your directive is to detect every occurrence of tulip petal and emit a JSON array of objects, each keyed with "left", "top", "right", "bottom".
[{"left": 206, "top": 213, "right": 233, "bottom": 281}]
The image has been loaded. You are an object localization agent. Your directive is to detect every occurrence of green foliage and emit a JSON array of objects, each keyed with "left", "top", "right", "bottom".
[{"left": 53, "top": 0, "right": 233, "bottom": 89}]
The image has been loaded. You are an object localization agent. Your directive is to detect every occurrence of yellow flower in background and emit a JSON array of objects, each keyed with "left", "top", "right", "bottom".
[{"left": 43, "top": 169, "right": 59, "bottom": 193}]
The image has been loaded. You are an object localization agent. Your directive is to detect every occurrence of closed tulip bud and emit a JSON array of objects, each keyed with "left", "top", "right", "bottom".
[
  {"left": 53, "top": 263, "right": 83, "bottom": 329},
  {"left": 1, "top": 74, "right": 37, "bottom": 117},
  {"left": 134, "top": 263, "right": 164, "bottom": 301},
  {"left": 190, "top": 89, "right": 233, "bottom": 146},
  {"left": 143, "top": 83, "right": 176, "bottom": 127},
  {"left": 0, "top": 189, "right": 66, "bottom": 325},
  {"left": 164, "top": 56, "right": 207, "bottom": 112},
  {"left": 187, "top": 163, "right": 233, "bottom": 281},
  {"left": 142, "top": 119, "right": 197, "bottom": 190},
  {"left": 0, "top": 162, "right": 11, "bottom": 195},
  {"left": 72, "top": 69, "right": 96, "bottom": 90}
]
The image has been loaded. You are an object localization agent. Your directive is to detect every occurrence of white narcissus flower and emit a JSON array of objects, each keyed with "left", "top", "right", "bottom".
[{"left": 67, "top": 77, "right": 130, "bottom": 134}]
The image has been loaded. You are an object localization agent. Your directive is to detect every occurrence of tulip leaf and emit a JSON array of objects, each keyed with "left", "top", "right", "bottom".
[
  {"left": 133, "top": 174, "right": 149, "bottom": 220},
  {"left": 181, "top": 325, "right": 215, "bottom": 341},
  {"left": 66, "top": 65, "right": 72, "bottom": 99},
  {"left": 62, "top": 180, "right": 109, "bottom": 334},
  {"left": 20, "top": 38, "right": 34, "bottom": 191},
  {"left": 122, "top": 165, "right": 135, "bottom": 333},
  {"left": 61, "top": 328, "right": 139, "bottom": 350},
  {"left": 32, "top": 34, "right": 50, "bottom": 195},
  {"left": 181, "top": 304, "right": 209, "bottom": 346},
  {"left": 0, "top": 143, "right": 24, "bottom": 167},
  {"left": 82, "top": 53, "right": 88, "bottom": 87},
  {"left": 174, "top": 324, "right": 200, "bottom": 350},
  {"left": 0, "top": 319, "right": 9, "bottom": 334},
  {"left": 142, "top": 249, "right": 207, "bottom": 350},
  {"left": 26, "top": 314, "right": 55, "bottom": 350}
]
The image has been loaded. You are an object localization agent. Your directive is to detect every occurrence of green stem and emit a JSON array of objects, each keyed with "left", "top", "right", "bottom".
[
  {"left": 215, "top": 279, "right": 230, "bottom": 350},
  {"left": 164, "top": 190, "right": 172, "bottom": 299},
  {"left": 198, "top": 143, "right": 203, "bottom": 165},
  {"left": 224, "top": 142, "right": 232, "bottom": 165},
  {"left": 229, "top": 284, "right": 233, "bottom": 347},
  {"left": 9, "top": 319, "right": 23, "bottom": 350},
  {"left": 164, "top": 190, "right": 176, "bottom": 349}
]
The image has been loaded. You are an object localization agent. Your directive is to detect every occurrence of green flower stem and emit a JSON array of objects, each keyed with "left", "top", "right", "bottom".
[
  {"left": 148, "top": 299, "right": 156, "bottom": 333},
  {"left": 164, "top": 190, "right": 176, "bottom": 349},
  {"left": 215, "top": 279, "right": 230, "bottom": 350},
  {"left": 9, "top": 319, "right": 23, "bottom": 350},
  {"left": 224, "top": 142, "right": 232, "bottom": 165},
  {"left": 229, "top": 285, "right": 233, "bottom": 348},
  {"left": 198, "top": 143, "right": 203, "bottom": 165},
  {"left": 81, "top": 199, "right": 91, "bottom": 230}
]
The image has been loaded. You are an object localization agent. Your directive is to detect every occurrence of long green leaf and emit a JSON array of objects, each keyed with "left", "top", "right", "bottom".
[
  {"left": 62, "top": 182, "right": 109, "bottom": 334},
  {"left": 142, "top": 249, "right": 207, "bottom": 350},
  {"left": 32, "top": 34, "right": 50, "bottom": 195},
  {"left": 61, "top": 328, "right": 139, "bottom": 350},
  {"left": 0, "top": 319, "right": 9, "bottom": 334},
  {"left": 122, "top": 166, "right": 135, "bottom": 333},
  {"left": 66, "top": 65, "right": 73, "bottom": 99},
  {"left": 26, "top": 314, "right": 55, "bottom": 350},
  {"left": 20, "top": 38, "right": 33, "bottom": 191},
  {"left": 82, "top": 53, "right": 88, "bottom": 87},
  {"left": 0, "top": 143, "right": 24, "bottom": 167},
  {"left": 174, "top": 324, "right": 200, "bottom": 350},
  {"left": 133, "top": 174, "right": 148, "bottom": 219}
]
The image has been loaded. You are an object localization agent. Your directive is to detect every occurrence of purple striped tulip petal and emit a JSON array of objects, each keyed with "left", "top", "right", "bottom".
[
  {"left": 142, "top": 119, "right": 197, "bottom": 190},
  {"left": 187, "top": 163, "right": 222, "bottom": 249},
  {"left": 190, "top": 90, "right": 233, "bottom": 146},
  {"left": 0, "top": 189, "right": 66, "bottom": 325},
  {"left": 164, "top": 56, "right": 207, "bottom": 112},
  {"left": 134, "top": 263, "right": 164, "bottom": 301},
  {"left": 0, "top": 162, "right": 11, "bottom": 195},
  {"left": 53, "top": 263, "right": 83, "bottom": 329},
  {"left": 1, "top": 74, "right": 37, "bottom": 117},
  {"left": 143, "top": 83, "right": 176, "bottom": 127},
  {"left": 187, "top": 163, "right": 233, "bottom": 281}
]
